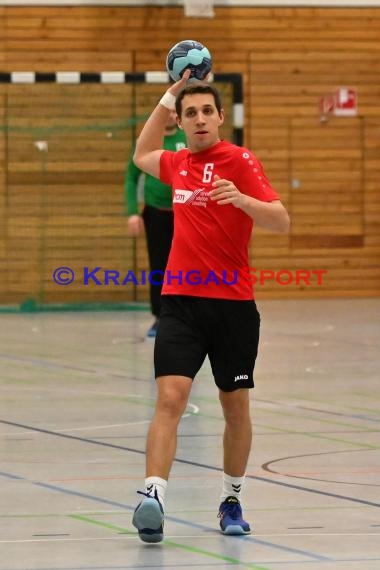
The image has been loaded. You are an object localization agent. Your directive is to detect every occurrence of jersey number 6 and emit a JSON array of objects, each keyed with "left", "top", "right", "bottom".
[{"left": 202, "top": 162, "right": 214, "bottom": 183}]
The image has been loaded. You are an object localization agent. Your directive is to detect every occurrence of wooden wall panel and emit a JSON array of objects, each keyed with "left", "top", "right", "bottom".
[{"left": 0, "top": 5, "right": 379, "bottom": 305}]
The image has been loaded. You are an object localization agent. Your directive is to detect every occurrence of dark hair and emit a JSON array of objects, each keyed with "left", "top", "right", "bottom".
[{"left": 175, "top": 83, "right": 222, "bottom": 117}]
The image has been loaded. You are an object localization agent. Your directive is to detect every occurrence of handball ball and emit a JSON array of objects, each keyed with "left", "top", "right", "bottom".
[{"left": 166, "top": 40, "right": 212, "bottom": 83}]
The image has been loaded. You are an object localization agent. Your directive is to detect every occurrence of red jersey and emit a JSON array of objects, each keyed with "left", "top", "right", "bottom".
[{"left": 159, "top": 140, "right": 279, "bottom": 300}]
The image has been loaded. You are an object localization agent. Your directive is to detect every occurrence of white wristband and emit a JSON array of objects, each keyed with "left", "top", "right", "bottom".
[{"left": 159, "top": 91, "right": 176, "bottom": 110}]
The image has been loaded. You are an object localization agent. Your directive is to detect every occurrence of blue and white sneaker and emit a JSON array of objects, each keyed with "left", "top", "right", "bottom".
[
  {"left": 132, "top": 489, "right": 164, "bottom": 543},
  {"left": 218, "top": 496, "right": 251, "bottom": 535}
]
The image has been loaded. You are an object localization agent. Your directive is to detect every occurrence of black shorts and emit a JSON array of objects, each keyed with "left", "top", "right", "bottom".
[{"left": 154, "top": 295, "right": 260, "bottom": 392}]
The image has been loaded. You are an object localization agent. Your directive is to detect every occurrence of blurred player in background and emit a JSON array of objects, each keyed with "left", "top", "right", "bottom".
[
  {"left": 124, "top": 109, "right": 186, "bottom": 338},
  {"left": 131, "top": 70, "right": 290, "bottom": 542}
]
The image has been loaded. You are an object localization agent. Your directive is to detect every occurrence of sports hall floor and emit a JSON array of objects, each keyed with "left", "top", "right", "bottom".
[{"left": 1, "top": 298, "right": 379, "bottom": 570}]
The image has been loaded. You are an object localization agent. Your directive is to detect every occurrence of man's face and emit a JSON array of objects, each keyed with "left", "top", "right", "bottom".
[{"left": 177, "top": 93, "right": 224, "bottom": 152}]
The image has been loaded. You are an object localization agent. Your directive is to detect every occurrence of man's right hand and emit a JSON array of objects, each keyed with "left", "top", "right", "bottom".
[{"left": 128, "top": 215, "right": 144, "bottom": 237}]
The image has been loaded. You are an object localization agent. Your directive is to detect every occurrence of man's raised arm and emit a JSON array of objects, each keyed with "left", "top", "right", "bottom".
[{"left": 133, "top": 71, "right": 190, "bottom": 178}]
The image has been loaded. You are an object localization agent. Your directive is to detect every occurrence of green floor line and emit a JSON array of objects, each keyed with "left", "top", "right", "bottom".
[
  {"left": 187, "top": 394, "right": 380, "bottom": 451},
  {"left": 194, "top": 414, "right": 379, "bottom": 454},
  {"left": 70, "top": 514, "right": 270, "bottom": 570},
  {"left": 252, "top": 420, "right": 379, "bottom": 451},
  {"left": 185, "top": 408, "right": 379, "bottom": 451},
  {"left": 191, "top": 394, "right": 378, "bottom": 434},
  {"left": 278, "top": 393, "right": 380, "bottom": 416},
  {"left": 70, "top": 513, "right": 135, "bottom": 535},
  {"left": 0, "top": 301, "right": 150, "bottom": 314},
  {"left": 353, "top": 392, "right": 380, "bottom": 401},
  {"left": 256, "top": 409, "right": 380, "bottom": 450}
]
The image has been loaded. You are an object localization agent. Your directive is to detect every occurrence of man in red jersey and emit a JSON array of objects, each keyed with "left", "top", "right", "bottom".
[{"left": 132, "top": 70, "right": 290, "bottom": 543}]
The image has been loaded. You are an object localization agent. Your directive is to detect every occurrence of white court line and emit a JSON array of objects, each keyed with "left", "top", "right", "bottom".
[
  {"left": 0, "top": 537, "right": 132, "bottom": 543},
  {"left": 54, "top": 403, "right": 198, "bottom": 431},
  {"left": 59, "top": 421, "right": 150, "bottom": 431},
  {"left": 1, "top": 532, "right": 380, "bottom": 544},
  {"left": 1, "top": 402, "right": 199, "bottom": 434},
  {"left": 183, "top": 403, "right": 199, "bottom": 417}
]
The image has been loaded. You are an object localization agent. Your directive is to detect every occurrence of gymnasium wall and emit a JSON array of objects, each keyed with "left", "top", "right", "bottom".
[{"left": 0, "top": 5, "right": 379, "bottom": 305}]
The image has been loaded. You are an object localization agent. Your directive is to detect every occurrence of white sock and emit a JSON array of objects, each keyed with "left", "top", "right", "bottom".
[
  {"left": 145, "top": 476, "right": 167, "bottom": 507},
  {"left": 220, "top": 472, "right": 245, "bottom": 502}
]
